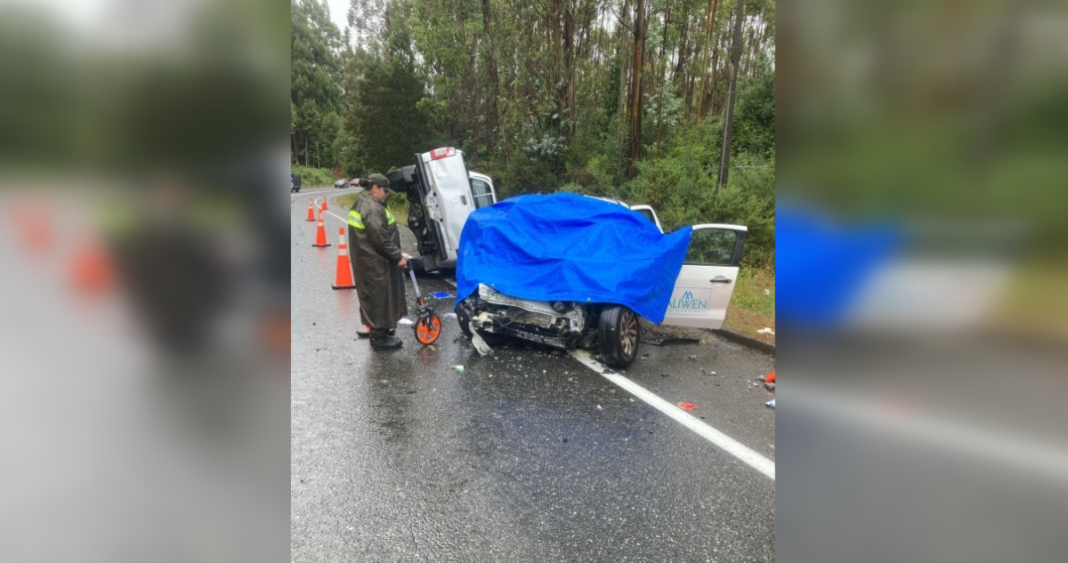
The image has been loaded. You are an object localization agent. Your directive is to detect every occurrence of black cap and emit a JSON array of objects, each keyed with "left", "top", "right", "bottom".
[{"left": 364, "top": 173, "right": 393, "bottom": 193}]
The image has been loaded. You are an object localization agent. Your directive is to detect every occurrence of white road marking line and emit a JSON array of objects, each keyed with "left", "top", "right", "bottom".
[
  {"left": 791, "top": 383, "right": 1068, "bottom": 485},
  {"left": 323, "top": 211, "right": 347, "bottom": 224},
  {"left": 569, "top": 349, "right": 775, "bottom": 480}
]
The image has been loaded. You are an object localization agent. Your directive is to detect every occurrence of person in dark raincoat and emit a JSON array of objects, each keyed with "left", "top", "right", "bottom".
[{"left": 348, "top": 173, "right": 408, "bottom": 350}]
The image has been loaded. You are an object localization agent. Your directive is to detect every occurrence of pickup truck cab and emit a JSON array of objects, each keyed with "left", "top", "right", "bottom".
[{"left": 387, "top": 147, "right": 497, "bottom": 273}]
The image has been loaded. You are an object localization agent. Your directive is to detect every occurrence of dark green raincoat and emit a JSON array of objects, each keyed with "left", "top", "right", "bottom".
[{"left": 348, "top": 191, "right": 407, "bottom": 334}]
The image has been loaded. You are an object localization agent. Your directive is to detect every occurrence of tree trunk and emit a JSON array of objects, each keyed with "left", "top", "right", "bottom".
[
  {"left": 564, "top": 0, "right": 575, "bottom": 146},
  {"left": 625, "top": 0, "right": 646, "bottom": 178},
  {"left": 616, "top": 0, "right": 631, "bottom": 178},
  {"left": 696, "top": 0, "right": 718, "bottom": 123},
  {"left": 655, "top": 0, "right": 671, "bottom": 156},
  {"left": 482, "top": 0, "right": 498, "bottom": 166},
  {"left": 672, "top": 11, "right": 690, "bottom": 87},
  {"left": 716, "top": 0, "right": 745, "bottom": 192},
  {"left": 709, "top": 34, "right": 721, "bottom": 114}
]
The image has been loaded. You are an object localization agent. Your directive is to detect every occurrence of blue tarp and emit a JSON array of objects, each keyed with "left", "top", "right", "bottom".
[
  {"left": 455, "top": 193, "right": 692, "bottom": 323},
  {"left": 776, "top": 204, "right": 903, "bottom": 326}
]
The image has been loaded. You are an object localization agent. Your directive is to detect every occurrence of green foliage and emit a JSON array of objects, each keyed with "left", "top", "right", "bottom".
[
  {"left": 346, "top": 53, "right": 432, "bottom": 173},
  {"left": 295, "top": 0, "right": 777, "bottom": 268},
  {"left": 732, "top": 72, "right": 775, "bottom": 160},
  {"left": 291, "top": 0, "right": 344, "bottom": 167},
  {"left": 291, "top": 165, "right": 335, "bottom": 186}
]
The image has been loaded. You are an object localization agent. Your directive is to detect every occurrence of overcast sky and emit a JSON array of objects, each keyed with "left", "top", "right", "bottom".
[{"left": 326, "top": 0, "right": 348, "bottom": 32}]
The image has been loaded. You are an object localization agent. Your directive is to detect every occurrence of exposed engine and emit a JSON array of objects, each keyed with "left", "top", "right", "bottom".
[{"left": 457, "top": 284, "right": 602, "bottom": 350}]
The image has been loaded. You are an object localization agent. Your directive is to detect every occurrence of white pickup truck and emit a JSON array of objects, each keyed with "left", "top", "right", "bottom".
[{"left": 387, "top": 147, "right": 497, "bottom": 273}]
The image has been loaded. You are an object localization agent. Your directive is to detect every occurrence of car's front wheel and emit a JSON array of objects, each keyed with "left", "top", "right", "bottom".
[{"left": 598, "top": 305, "right": 640, "bottom": 368}]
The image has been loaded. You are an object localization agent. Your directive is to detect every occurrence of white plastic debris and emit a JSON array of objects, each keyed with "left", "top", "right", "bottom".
[
  {"left": 765, "top": 399, "right": 775, "bottom": 409},
  {"left": 764, "top": 288, "right": 770, "bottom": 296},
  {"left": 398, "top": 318, "right": 414, "bottom": 326},
  {"left": 452, "top": 365, "right": 464, "bottom": 372},
  {"left": 596, "top": 405, "right": 603, "bottom": 411},
  {"left": 756, "top": 327, "right": 775, "bottom": 335},
  {"left": 469, "top": 323, "right": 493, "bottom": 356},
  {"left": 443, "top": 312, "right": 457, "bottom": 319}
]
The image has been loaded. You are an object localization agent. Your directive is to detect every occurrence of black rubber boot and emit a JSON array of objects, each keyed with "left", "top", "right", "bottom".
[
  {"left": 370, "top": 335, "right": 403, "bottom": 350},
  {"left": 358, "top": 326, "right": 394, "bottom": 338}
]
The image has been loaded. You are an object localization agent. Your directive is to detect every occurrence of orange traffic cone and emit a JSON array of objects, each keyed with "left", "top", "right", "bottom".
[
  {"left": 320, "top": 196, "right": 328, "bottom": 212},
  {"left": 306, "top": 198, "right": 315, "bottom": 221},
  {"left": 70, "top": 238, "right": 114, "bottom": 296},
  {"left": 312, "top": 211, "right": 331, "bottom": 247},
  {"left": 331, "top": 228, "right": 356, "bottom": 289},
  {"left": 765, "top": 372, "right": 775, "bottom": 383}
]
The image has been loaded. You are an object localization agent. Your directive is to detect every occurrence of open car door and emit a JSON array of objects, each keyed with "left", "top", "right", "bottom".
[{"left": 662, "top": 224, "right": 747, "bottom": 329}]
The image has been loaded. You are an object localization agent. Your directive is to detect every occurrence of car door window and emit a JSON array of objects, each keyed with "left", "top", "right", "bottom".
[
  {"left": 686, "top": 228, "right": 741, "bottom": 266},
  {"left": 470, "top": 179, "right": 495, "bottom": 209}
]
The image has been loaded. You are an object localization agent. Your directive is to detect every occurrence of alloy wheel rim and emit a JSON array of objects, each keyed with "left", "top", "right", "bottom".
[{"left": 620, "top": 310, "right": 638, "bottom": 358}]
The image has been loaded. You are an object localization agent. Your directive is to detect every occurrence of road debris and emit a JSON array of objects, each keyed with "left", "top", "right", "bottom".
[
  {"left": 443, "top": 312, "right": 457, "bottom": 319},
  {"left": 470, "top": 325, "right": 493, "bottom": 356},
  {"left": 398, "top": 318, "right": 414, "bottom": 325},
  {"left": 677, "top": 402, "right": 697, "bottom": 411},
  {"left": 756, "top": 327, "right": 775, "bottom": 335},
  {"left": 428, "top": 291, "right": 453, "bottom": 299},
  {"left": 640, "top": 337, "right": 700, "bottom": 346},
  {"left": 452, "top": 365, "right": 464, "bottom": 372},
  {"left": 596, "top": 405, "right": 603, "bottom": 411},
  {"left": 765, "top": 399, "right": 776, "bottom": 409}
]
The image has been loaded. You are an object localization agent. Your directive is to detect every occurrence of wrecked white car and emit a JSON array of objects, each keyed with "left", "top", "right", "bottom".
[{"left": 454, "top": 193, "right": 746, "bottom": 368}]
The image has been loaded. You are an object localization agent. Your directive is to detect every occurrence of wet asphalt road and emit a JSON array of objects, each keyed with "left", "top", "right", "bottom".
[{"left": 292, "top": 191, "right": 776, "bottom": 562}]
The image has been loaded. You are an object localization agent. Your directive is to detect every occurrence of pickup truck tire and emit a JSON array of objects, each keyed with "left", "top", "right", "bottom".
[
  {"left": 598, "top": 305, "right": 640, "bottom": 368},
  {"left": 387, "top": 165, "right": 417, "bottom": 189}
]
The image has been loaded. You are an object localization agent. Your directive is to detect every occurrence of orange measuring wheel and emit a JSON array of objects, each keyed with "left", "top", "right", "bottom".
[{"left": 414, "top": 314, "right": 442, "bottom": 345}]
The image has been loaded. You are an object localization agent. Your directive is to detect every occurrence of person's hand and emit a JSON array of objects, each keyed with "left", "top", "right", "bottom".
[{"left": 397, "top": 257, "right": 408, "bottom": 269}]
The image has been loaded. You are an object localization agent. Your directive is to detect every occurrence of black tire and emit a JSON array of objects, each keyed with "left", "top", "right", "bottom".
[
  {"left": 387, "top": 165, "right": 418, "bottom": 188},
  {"left": 386, "top": 168, "right": 406, "bottom": 187},
  {"left": 598, "top": 305, "right": 640, "bottom": 368},
  {"left": 455, "top": 298, "right": 475, "bottom": 339}
]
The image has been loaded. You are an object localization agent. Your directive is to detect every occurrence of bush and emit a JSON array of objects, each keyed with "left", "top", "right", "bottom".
[{"left": 291, "top": 166, "right": 336, "bottom": 186}]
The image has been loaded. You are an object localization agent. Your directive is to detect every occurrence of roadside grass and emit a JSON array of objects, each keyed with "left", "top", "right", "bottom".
[
  {"left": 723, "top": 263, "right": 775, "bottom": 344},
  {"left": 994, "top": 261, "right": 1068, "bottom": 344},
  {"left": 292, "top": 166, "right": 336, "bottom": 187}
]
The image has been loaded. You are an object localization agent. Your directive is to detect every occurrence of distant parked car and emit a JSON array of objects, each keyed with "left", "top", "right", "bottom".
[
  {"left": 334, "top": 178, "right": 348, "bottom": 188},
  {"left": 291, "top": 173, "right": 301, "bottom": 193}
]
